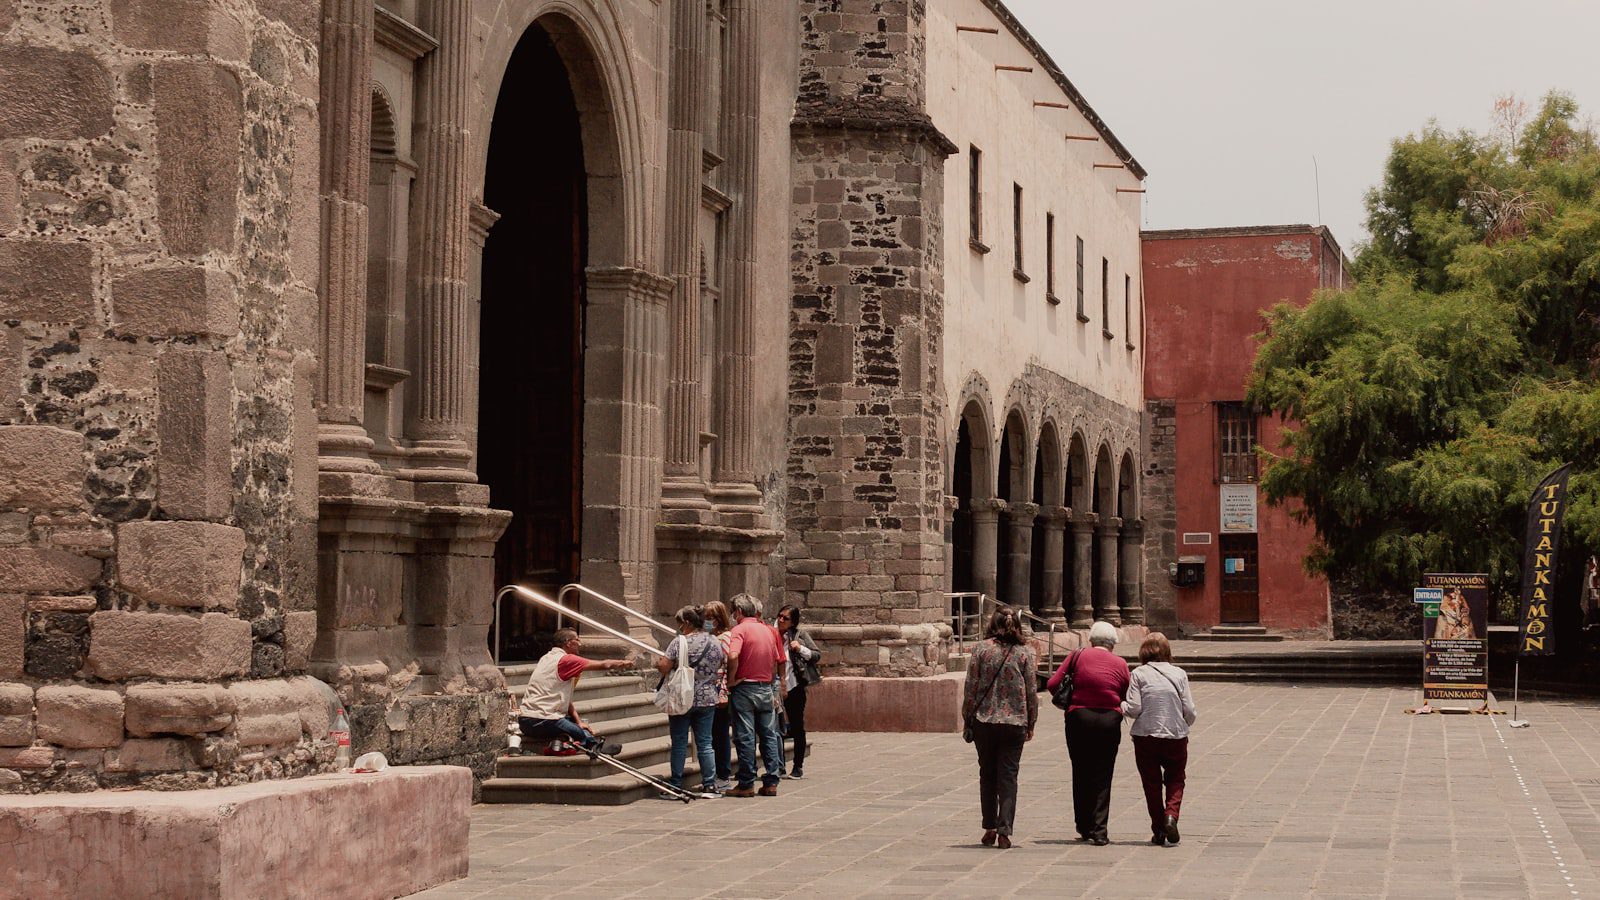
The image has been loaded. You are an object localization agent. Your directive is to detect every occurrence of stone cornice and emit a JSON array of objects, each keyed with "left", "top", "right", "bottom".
[
  {"left": 585, "top": 265, "right": 674, "bottom": 301},
  {"left": 375, "top": 6, "right": 437, "bottom": 60},
  {"left": 791, "top": 98, "right": 958, "bottom": 157}
]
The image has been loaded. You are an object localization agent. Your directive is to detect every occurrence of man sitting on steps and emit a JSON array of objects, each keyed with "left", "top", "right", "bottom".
[{"left": 518, "top": 628, "right": 632, "bottom": 755}]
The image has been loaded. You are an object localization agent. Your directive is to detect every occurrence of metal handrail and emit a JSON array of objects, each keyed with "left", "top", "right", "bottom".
[
  {"left": 558, "top": 582, "right": 676, "bottom": 639},
  {"left": 953, "top": 592, "right": 1065, "bottom": 685},
  {"left": 494, "top": 585, "right": 667, "bottom": 661}
]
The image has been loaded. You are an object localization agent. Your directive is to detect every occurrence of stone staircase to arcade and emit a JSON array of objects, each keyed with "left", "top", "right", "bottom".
[
  {"left": 955, "top": 638, "right": 1422, "bottom": 688},
  {"left": 481, "top": 663, "right": 801, "bottom": 805}
]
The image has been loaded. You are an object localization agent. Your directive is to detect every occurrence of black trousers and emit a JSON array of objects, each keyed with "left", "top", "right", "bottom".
[
  {"left": 973, "top": 721, "right": 1028, "bottom": 836},
  {"left": 1064, "top": 708, "right": 1123, "bottom": 840},
  {"left": 784, "top": 684, "right": 808, "bottom": 773},
  {"left": 712, "top": 703, "right": 732, "bottom": 780}
]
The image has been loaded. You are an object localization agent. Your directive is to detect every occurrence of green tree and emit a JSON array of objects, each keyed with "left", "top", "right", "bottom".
[{"left": 1248, "top": 91, "right": 1600, "bottom": 595}]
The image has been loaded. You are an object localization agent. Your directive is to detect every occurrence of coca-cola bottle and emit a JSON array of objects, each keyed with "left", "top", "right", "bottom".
[{"left": 330, "top": 706, "right": 351, "bottom": 771}]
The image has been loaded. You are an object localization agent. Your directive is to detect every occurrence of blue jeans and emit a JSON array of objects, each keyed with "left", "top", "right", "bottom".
[
  {"left": 730, "top": 681, "right": 783, "bottom": 788},
  {"left": 669, "top": 706, "right": 717, "bottom": 790},
  {"left": 519, "top": 716, "right": 597, "bottom": 748}
]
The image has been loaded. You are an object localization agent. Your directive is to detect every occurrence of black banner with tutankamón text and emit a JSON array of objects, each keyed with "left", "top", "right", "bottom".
[{"left": 1518, "top": 464, "right": 1572, "bottom": 656}]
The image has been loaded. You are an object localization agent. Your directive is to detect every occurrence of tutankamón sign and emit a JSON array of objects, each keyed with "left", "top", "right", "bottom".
[
  {"left": 1518, "top": 465, "right": 1572, "bottom": 656},
  {"left": 1422, "top": 573, "right": 1489, "bottom": 702}
]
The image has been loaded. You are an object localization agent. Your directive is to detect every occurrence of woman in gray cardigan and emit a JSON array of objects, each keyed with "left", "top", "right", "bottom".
[{"left": 1122, "top": 632, "right": 1197, "bottom": 846}]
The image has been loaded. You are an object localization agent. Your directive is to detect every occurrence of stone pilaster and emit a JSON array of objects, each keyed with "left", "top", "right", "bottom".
[
  {"left": 660, "top": 0, "right": 709, "bottom": 515},
  {"left": 970, "top": 498, "right": 1004, "bottom": 605},
  {"left": 315, "top": 0, "right": 376, "bottom": 474},
  {"left": 1096, "top": 517, "right": 1122, "bottom": 625},
  {"left": 1070, "top": 512, "right": 1097, "bottom": 627},
  {"left": 406, "top": 0, "right": 473, "bottom": 479},
  {"left": 1004, "top": 501, "right": 1038, "bottom": 610},
  {"left": 709, "top": 0, "right": 763, "bottom": 520},
  {"left": 1119, "top": 518, "right": 1146, "bottom": 625},
  {"left": 1141, "top": 399, "right": 1180, "bottom": 630},
  {"left": 1039, "top": 505, "right": 1069, "bottom": 622}
]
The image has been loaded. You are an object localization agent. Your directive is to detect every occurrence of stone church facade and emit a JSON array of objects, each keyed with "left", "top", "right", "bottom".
[{"left": 0, "top": 0, "right": 1144, "bottom": 792}]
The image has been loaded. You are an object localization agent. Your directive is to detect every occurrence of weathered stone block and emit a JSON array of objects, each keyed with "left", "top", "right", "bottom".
[
  {"left": 84, "top": 610, "right": 251, "bottom": 681},
  {"left": 0, "top": 425, "right": 84, "bottom": 510},
  {"left": 0, "top": 681, "right": 31, "bottom": 746},
  {"left": 124, "top": 682, "right": 233, "bottom": 737},
  {"left": 104, "top": 737, "right": 195, "bottom": 773},
  {"left": 109, "top": 0, "right": 243, "bottom": 58},
  {"left": 228, "top": 678, "right": 309, "bottom": 746},
  {"left": 34, "top": 684, "right": 124, "bottom": 748},
  {"left": 0, "top": 46, "right": 114, "bottom": 140},
  {"left": 111, "top": 265, "right": 239, "bottom": 338},
  {"left": 283, "top": 610, "right": 315, "bottom": 672},
  {"left": 0, "top": 240, "right": 94, "bottom": 323},
  {"left": 0, "top": 593, "right": 18, "bottom": 677},
  {"left": 152, "top": 61, "right": 241, "bottom": 256},
  {"left": 0, "top": 548, "right": 100, "bottom": 592},
  {"left": 156, "top": 349, "right": 232, "bottom": 520},
  {"left": 116, "top": 520, "right": 243, "bottom": 610}
]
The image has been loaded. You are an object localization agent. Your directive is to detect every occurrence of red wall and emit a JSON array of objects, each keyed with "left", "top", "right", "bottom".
[{"left": 1143, "top": 228, "right": 1344, "bottom": 636}]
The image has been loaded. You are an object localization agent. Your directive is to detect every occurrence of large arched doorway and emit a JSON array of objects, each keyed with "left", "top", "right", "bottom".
[{"left": 480, "top": 24, "right": 587, "bottom": 659}]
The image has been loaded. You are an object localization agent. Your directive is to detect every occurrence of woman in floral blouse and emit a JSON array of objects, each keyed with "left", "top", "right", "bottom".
[{"left": 961, "top": 605, "right": 1038, "bottom": 848}]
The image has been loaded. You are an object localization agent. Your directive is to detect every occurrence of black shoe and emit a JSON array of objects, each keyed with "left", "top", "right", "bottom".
[
  {"left": 788, "top": 769, "right": 804, "bottom": 779},
  {"left": 1150, "top": 833, "right": 1165, "bottom": 846},
  {"left": 1164, "top": 815, "right": 1180, "bottom": 845},
  {"left": 1090, "top": 836, "right": 1110, "bottom": 846}
]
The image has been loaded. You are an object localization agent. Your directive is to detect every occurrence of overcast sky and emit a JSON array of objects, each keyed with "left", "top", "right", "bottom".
[{"left": 1004, "top": 0, "right": 1600, "bottom": 255}]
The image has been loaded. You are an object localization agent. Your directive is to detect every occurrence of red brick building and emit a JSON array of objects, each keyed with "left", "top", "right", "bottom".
[{"left": 1140, "top": 226, "right": 1350, "bottom": 638}]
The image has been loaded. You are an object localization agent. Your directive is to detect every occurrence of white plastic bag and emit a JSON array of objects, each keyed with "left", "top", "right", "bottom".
[{"left": 653, "top": 636, "right": 695, "bottom": 716}]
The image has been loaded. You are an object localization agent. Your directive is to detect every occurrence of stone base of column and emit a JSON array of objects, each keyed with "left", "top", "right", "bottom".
[
  {"left": 317, "top": 422, "right": 380, "bottom": 473},
  {"left": 0, "top": 767, "right": 472, "bottom": 899},
  {"left": 659, "top": 474, "right": 715, "bottom": 524},
  {"left": 805, "top": 673, "right": 966, "bottom": 733},
  {"left": 708, "top": 480, "right": 767, "bottom": 529},
  {"left": 403, "top": 439, "right": 477, "bottom": 482}
]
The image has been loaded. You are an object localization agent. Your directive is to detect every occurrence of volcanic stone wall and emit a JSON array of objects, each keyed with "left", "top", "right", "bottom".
[
  {"left": 787, "top": 0, "right": 956, "bottom": 676},
  {"left": 0, "top": 0, "right": 327, "bottom": 791}
]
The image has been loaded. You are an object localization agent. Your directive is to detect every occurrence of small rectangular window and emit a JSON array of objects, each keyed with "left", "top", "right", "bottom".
[
  {"left": 1218, "top": 402, "right": 1259, "bottom": 482},
  {"left": 1045, "top": 213, "right": 1057, "bottom": 299},
  {"left": 1075, "top": 237, "right": 1086, "bottom": 321},
  {"left": 1012, "top": 184, "right": 1026, "bottom": 279},
  {"left": 968, "top": 146, "right": 984, "bottom": 249},
  {"left": 1101, "top": 257, "right": 1111, "bottom": 338},
  {"left": 1124, "top": 274, "right": 1133, "bottom": 347}
]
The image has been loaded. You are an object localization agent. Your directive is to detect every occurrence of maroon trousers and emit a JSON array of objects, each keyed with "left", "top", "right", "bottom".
[{"left": 1132, "top": 735, "right": 1188, "bottom": 833}]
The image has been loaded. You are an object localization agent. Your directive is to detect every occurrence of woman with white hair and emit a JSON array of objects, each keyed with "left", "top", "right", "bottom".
[{"left": 1045, "top": 620, "right": 1130, "bottom": 845}]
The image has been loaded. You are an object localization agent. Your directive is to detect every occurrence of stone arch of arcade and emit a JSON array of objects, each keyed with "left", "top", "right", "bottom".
[
  {"left": 476, "top": 7, "right": 668, "bottom": 656},
  {"left": 946, "top": 380, "right": 1146, "bottom": 629}
]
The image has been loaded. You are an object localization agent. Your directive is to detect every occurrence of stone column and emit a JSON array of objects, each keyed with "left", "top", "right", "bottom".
[
  {"left": 1039, "top": 505, "right": 1068, "bottom": 623},
  {"left": 406, "top": 0, "right": 474, "bottom": 480},
  {"left": 1119, "top": 518, "right": 1145, "bottom": 625},
  {"left": 709, "top": 0, "right": 762, "bottom": 521},
  {"left": 1004, "top": 502, "right": 1038, "bottom": 610},
  {"left": 1069, "top": 512, "right": 1097, "bottom": 627},
  {"left": 970, "top": 498, "right": 1004, "bottom": 604},
  {"left": 660, "top": 0, "right": 709, "bottom": 515},
  {"left": 1096, "top": 516, "right": 1122, "bottom": 625},
  {"left": 316, "top": 0, "right": 377, "bottom": 473}
]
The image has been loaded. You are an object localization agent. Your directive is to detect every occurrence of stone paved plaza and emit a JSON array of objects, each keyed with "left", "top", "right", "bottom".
[{"left": 418, "top": 683, "right": 1600, "bottom": 899}]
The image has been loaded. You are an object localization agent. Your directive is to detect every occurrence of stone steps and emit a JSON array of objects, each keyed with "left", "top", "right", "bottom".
[
  {"left": 1032, "top": 646, "right": 1420, "bottom": 687},
  {"left": 1190, "top": 624, "right": 1286, "bottom": 642}
]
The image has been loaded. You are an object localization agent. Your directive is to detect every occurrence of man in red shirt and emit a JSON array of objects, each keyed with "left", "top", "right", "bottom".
[{"left": 723, "top": 594, "right": 787, "bottom": 796}]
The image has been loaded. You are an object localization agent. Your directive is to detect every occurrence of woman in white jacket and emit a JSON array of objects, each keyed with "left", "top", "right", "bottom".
[{"left": 1122, "top": 632, "right": 1197, "bottom": 846}]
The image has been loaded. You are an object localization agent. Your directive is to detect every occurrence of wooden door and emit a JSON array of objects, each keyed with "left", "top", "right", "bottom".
[{"left": 1218, "top": 533, "right": 1259, "bottom": 623}]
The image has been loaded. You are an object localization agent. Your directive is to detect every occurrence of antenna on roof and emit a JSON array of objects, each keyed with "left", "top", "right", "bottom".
[{"left": 1312, "top": 155, "right": 1323, "bottom": 225}]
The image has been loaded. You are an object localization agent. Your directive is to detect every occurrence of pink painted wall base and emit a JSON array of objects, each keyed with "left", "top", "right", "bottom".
[
  {"left": 0, "top": 765, "right": 471, "bottom": 899},
  {"left": 806, "top": 674, "right": 966, "bottom": 732}
]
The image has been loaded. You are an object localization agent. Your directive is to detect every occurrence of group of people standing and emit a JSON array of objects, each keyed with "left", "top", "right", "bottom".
[
  {"left": 514, "top": 592, "right": 819, "bottom": 800},
  {"left": 651, "top": 594, "right": 819, "bottom": 798},
  {"left": 962, "top": 608, "right": 1197, "bottom": 848}
]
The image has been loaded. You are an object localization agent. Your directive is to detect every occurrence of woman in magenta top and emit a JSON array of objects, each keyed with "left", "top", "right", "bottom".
[{"left": 1046, "top": 621, "right": 1130, "bottom": 845}]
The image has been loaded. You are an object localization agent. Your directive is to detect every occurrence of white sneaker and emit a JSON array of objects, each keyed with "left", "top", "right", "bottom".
[{"left": 715, "top": 778, "right": 734, "bottom": 791}]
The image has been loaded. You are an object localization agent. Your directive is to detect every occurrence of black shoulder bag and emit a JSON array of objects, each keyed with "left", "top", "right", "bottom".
[
  {"left": 1049, "top": 650, "right": 1081, "bottom": 711},
  {"left": 964, "top": 646, "right": 1013, "bottom": 743}
]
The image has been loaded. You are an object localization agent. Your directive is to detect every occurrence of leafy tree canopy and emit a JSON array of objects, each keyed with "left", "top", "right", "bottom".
[{"left": 1248, "top": 92, "right": 1600, "bottom": 593}]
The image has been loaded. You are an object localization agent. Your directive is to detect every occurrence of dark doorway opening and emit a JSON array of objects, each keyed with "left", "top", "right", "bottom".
[
  {"left": 480, "top": 24, "right": 587, "bottom": 661},
  {"left": 952, "top": 419, "right": 974, "bottom": 594}
]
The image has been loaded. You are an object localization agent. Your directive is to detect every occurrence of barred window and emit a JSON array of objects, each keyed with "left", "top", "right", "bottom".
[{"left": 1218, "top": 402, "right": 1258, "bottom": 482}]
